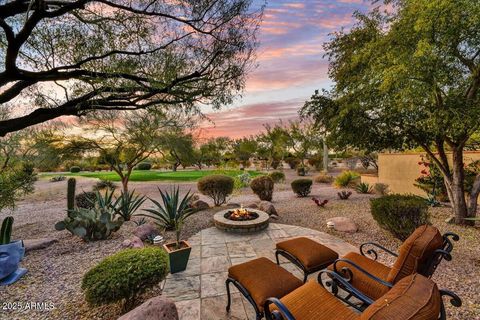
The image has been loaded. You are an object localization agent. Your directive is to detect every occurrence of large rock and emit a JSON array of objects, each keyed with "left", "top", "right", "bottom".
[
  {"left": 245, "top": 203, "right": 258, "bottom": 209},
  {"left": 131, "top": 236, "right": 144, "bottom": 248},
  {"left": 117, "top": 296, "right": 178, "bottom": 320},
  {"left": 326, "top": 217, "right": 358, "bottom": 233},
  {"left": 134, "top": 224, "right": 159, "bottom": 241},
  {"left": 258, "top": 201, "right": 278, "bottom": 216},
  {"left": 191, "top": 200, "right": 210, "bottom": 211},
  {"left": 24, "top": 238, "right": 57, "bottom": 252}
]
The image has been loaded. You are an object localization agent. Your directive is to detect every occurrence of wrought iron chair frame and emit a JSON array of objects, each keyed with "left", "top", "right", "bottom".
[
  {"left": 226, "top": 277, "right": 264, "bottom": 320},
  {"left": 275, "top": 249, "right": 334, "bottom": 283}
]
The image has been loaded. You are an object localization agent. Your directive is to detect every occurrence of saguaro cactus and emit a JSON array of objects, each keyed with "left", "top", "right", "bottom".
[
  {"left": 67, "top": 178, "right": 76, "bottom": 211},
  {"left": 0, "top": 216, "right": 14, "bottom": 245}
]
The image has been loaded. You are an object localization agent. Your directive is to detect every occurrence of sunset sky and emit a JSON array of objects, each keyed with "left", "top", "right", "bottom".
[{"left": 201, "top": 0, "right": 373, "bottom": 138}]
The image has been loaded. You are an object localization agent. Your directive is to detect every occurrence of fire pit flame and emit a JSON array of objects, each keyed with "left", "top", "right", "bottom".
[{"left": 224, "top": 206, "right": 259, "bottom": 221}]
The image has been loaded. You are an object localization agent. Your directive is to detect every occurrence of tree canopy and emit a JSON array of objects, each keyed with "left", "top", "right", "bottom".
[{"left": 0, "top": 0, "right": 263, "bottom": 136}]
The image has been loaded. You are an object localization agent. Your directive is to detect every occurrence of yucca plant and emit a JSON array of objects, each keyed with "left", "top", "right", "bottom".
[
  {"left": 356, "top": 182, "right": 373, "bottom": 194},
  {"left": 0, "top": 216, "right": 14, "bottom": 245},
  {"left": 114, "top": 190, "right": 146, "bottom": 221},
  {"left": 140, "top": 186, "right": 195, "bottom": 248}
]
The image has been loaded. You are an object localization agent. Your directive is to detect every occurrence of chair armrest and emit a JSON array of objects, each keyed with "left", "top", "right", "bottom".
[
  {"left": 359, "top": 242, "right": 398, "bottom": 260},
  {"left": 317, "top": 269, "right": 375, "bottom": 305},
  {"left": 439, "top": 290, "right": 462, "bottom": 320},
  {"left": 264, "top": 297, "right": 296, "bottom": 320},
  {"left": 332, "top": 258, "right": 394, "bottom": 289}
]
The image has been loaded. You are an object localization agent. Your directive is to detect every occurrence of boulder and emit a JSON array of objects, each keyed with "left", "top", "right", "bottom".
[
  {"left": 258, "top": 201, "right": 278, "bottom": 216},
  {"left": 245, "top": 203, "right": 258, "bottom": 209},
  {"left": 24, "top": 238, "right": 57, "bottom": 252},
  {"left": 191, "top": 200, "right": 210, "bottom": 211},
  {"left": 134, "top": 224, "right": 159, "bottom": 241},
  {"left": 226, "top": 202, "right": 241, "bottom": 208},
  {"left": 121, "top": 239, "right": 133, "bottom": 249},
  {"left": 131, "top": 236, "right": 144, "bottom": 248},
  {"left": 326, "top": 217, "right": 358, "bottom": 233},
  {"left": 117, "top": 296, "right": 178, "bottom": 320}
]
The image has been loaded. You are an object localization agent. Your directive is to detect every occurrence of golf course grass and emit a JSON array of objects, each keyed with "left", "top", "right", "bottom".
[{"left": 41, "top": 169, "right": 262, "bottom": 182}]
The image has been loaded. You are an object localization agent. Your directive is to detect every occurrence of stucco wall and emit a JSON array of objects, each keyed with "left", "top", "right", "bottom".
[{"left": 361, "top": 152, "right": 480, "bottom": 196}]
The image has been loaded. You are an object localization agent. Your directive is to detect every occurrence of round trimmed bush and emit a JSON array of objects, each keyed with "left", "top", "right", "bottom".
[
  {"left": 370, "top": 194, "right": 430, "bottom": 240},
  {"left": 136, "top": 162, "right": 152, "bottom": 170},
  {"left": 70, "top": 166, "right": 81, "bottom": 173},
  {"left": 291, "top": 179, "right": 313, "bottom": 197},
  {"left": 197, "top": 174, "right": 234, "bottom": 206},
  {"left": 82, "top": 247, "right": 168, "bottom": 310},
  {"left": 250, "top": 175, "right": 274, "bottom": 201},
  {"left": 75, "top": 191, "right": 96, "bottom": 209},
  {"left": 269, "top": 171, "right": 285, "bottom": 183},
  {"left": 314, "top": 173, "right": 334, "bottom": 184}
]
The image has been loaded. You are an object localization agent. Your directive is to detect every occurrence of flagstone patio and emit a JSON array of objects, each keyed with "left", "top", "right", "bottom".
[{"left": 162, "top": 223, "right": 358, "bottom": 320}]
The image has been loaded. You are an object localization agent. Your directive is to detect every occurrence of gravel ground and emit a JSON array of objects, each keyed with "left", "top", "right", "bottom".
[{"left": 0, "top": 171, "right": 479, "bottom": 319}]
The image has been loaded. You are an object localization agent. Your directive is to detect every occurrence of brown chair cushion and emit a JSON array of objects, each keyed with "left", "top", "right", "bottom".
[
  {"left": 228, "top": 257, "right": 303, "bottom": 311},
  {"left": 272, "top": 280, "right": 360, "bottom": 320},
  {"left": 276, "top": 237, "right": 339, "bottom": 271},
  {"left": 387, "top": 225, "right": 444, "bottom": 284},
  {"left": 328, "top": 252, "right": 391, "bottom": 300},
  {"left": 361, "top": 274, "right": 441, "bottom": 320}
]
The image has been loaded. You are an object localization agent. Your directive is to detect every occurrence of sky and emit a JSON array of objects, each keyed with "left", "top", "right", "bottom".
[{"left": 200, "top": 0, "right": 373, "bottom": 138}]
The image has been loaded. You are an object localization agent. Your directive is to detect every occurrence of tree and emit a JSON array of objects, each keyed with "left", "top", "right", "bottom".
[
  {"left": 301, "top": 0, "right": 480, "bottom": 224},
  {"left": 158, "top": 130, "right": 195, "bottom": 171},
  {"left": 71, "top": 109, "right": 185, "bottom": 192},
  {"left": 0, "top": 0, "right": 263, "bottom": 136},
  {"left": 232, "top": 137, "right": 257, "bottom": 167},
  {"left": 282, "top": 121, "right": 323, "bottom": 166},
  {"left": 257, "top": 123, "right": 288, "bottom": 169}
]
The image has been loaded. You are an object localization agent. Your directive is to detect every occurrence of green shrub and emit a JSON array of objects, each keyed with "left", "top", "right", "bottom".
[
  {"left": 234, "top": 173, "right": 252, "bottom": 189},
  {"left": 334, "top": 170, "right": 360, "bottom": 188},
  {"left": 296, "top": 165, "right": 308, "bottom": 176},
  {"left": 269, "top": 171, "right": 285, "bottom": 183},
  {"left": 250, "top": 175, "right": 274, "bottom": 201},
  {"left": 373, "top": 183, "right": 389, "bottom": 196},
  {"left": 75, "top": 191, "right": 96, "bottom": 209},
  {"left": 70, "top": 166, "right": 81, "bottom": 173},
  {"left": 314, "top": 173, "right": 334, "bottom": 184},
  {"left": 49, "top": 176, "right": 66, "bottom": 182},
  {"left": 356, "top": 182, "right": 373, "bottom": 194},
  {"left": 285, "top": 157, "right": 300, "bottom": 169},
  {"left": 136, "top": 162, "right": 152, "bottom": 170},
  {"left": 82, "top": 247, "right": 168, "bottom": 310},
  {"left": 307, "top": 155, "right": 323, "bottom": 171},
  {"left": 197, "top": 175, "right": 234, "bottom": 206},
  {"left": 370, "top": 194, "right": 430, "bottom": 240},
  {"left": 291, "top": 179, "right": 313, "bottom": 197}
]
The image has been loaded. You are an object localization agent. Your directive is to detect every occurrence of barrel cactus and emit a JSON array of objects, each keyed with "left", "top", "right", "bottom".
[{"left": 67, "top": 178, "right": 76, "bottom": 211}]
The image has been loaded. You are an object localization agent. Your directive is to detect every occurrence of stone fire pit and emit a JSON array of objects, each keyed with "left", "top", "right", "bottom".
[{"left": 213, "top": 208, "right": 270, "bottom": 233}]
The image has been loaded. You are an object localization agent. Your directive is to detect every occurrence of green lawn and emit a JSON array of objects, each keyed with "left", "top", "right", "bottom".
[{"left": 41, "top": 169, "right": 261, "bottom": 182}]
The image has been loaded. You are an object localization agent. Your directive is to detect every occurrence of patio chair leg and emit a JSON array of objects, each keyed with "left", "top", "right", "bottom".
[
  {"left": 303, "top": 272, "right": 308, "bottom": 283},
  {"left": 275, "top": 251, "right": 280, "bottom": 265},
  {"left": 226, "top": 279, "right": 232, "bottom": 312}
]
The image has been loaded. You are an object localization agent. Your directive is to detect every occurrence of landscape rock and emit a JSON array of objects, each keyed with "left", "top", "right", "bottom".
[
  {"left": 24, "top": 238, "right": 58, "bottom": 252},
  {"left": 121, "top": 239, "right": 133, "bottom": 249},
  {"left": 245, "top": 203, "right": 258, "bottom": 209},
  {"left": 131, "top": 236, "right": 144, "bottom": 248},
  {"left": 117, "top": 296, "right": 178, "bottom": 320},
  {"left": 191, "top": 200, "right": 210, "bottom": 210},
  {"left": 258, "top": 201, "right": 278, "bottom": 216},
  {"left": 226, "top": 202, "right": 241, "bottom": 208},
  {"left": 326, "top": 217, "right": 358, "bottom": 233},
  {"left": 134, "top": 224, "right": 159, "bottom": 241}
]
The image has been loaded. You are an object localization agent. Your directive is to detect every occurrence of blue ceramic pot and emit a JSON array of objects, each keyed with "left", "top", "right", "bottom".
[{"left": 0, "top": 240, "right": 27, "bottom": 285}]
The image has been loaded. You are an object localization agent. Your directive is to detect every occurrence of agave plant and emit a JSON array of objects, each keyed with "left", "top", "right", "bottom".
[
  {"left": 113, "top": 190, "right": 146, "bottom": 221},
  {"left": 139, "top": 186, "right": 195, "bottom": 248},
  {"left": 356, "top": 182, "right": 373, "bottom": 194}
]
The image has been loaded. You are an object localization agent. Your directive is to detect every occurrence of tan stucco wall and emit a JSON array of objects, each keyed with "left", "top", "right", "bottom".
[{"left": 361, "top": 152, "right": 480, "bottom": 196}]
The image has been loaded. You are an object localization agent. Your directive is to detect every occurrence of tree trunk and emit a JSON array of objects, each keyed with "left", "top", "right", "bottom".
[
  {"left": 323, "top": 141, "right": 329, "bottom": 172},
  {"left": 467, "top": 174, "right": 480, "bottom": 222},
  {"left": 451, "top": 147, "right": 469, "bottom": 224},
  {"left": 121, "top": 177, "right": 129, "bottom": 193}
]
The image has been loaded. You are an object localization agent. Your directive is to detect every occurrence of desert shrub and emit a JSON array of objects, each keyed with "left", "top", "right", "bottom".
[
  {"left": 82, "top": 247, "right": 168, "bottom": 310},
  {"left": 70, "top": 166, "right": 81, "bottom": 173},
  {"left": 314, "top": 173, "right": 334, "bottom": 184},
  {"left": 269, "top": 171, "right": 285, "bottom": 183},
  {"left": 197, "top": 175, "right": 234, "bottom": 206},
  {"left": 285, "top": 157, "right": 300, "bottom": 169},
  {"left": 75, "top": 191, "right": 96, "bottom": 209},
  {"left": 334, "top": 170, "right": 360, "bottom": 188},
  {"left": 93, "top": 179, "right": 117, "bottom": 191},
  {"left": 250, "top": 175, "right": 274, "bottom": 201},
  {"left": 307, "top": 155, "right": 323, "bottom": 171},
  {"left": 234, "top": 173, "right": 251, "bottom": 189},
  {"left": 356, "top": 182, "right": 373, "bottom": 194},
  {"left": 370, "top": 194, "right": 430, "bottom": 240},
  {"left": 49, "top": 176, "right": 66, "bottom": 182},
  {"left": 270, "top": 159, "right": 281, "bottom": 169},
  {"left": 136, "top": 162, "right": 152, "bottom": 170},
  {"left": 291, "top": 179, "right": 313, "bottom": 197},
  {"left": 373, "top": 183, "right": 389, "bottom": 196},
  {"left": 296, "top": 165, "right": 308, "bottom": 176}
]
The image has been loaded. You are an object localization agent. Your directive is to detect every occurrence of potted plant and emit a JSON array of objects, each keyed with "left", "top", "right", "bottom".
[
  {"left": 139, "top": 186, "right": 196, "bottom": 273},
  {"left": 0, "top": 216, "right": 27, "bottom": 285}
]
